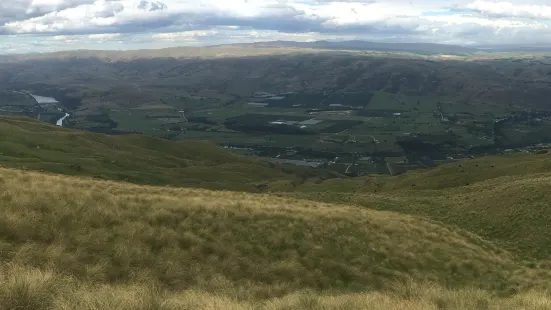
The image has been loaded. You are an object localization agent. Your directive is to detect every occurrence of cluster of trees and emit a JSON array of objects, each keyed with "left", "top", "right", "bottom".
[
  {"left": 85, "top": 113, "right": 118, "bottom": 129},
  {"left": 187, "top": 116, "right": 217, "bottom": 125}
]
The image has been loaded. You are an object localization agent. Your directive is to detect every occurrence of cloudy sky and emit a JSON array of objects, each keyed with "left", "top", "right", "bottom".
[{"left": 1, "top": 0, "right": 551, "bottom": 54}]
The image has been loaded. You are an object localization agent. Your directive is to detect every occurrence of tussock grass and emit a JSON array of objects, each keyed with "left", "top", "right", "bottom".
[
  {"left": 289, "top": 152, "right": 551, "bottom": 260},
  {"left": 0, "top": 167, "right": 550, "bottom": 308},
  {"left": 296, "top": 176, "right": 551, "bottom": 260},
  {"left": 11, "top": 115, "right": 551, "bottom": 261},
  {"left": 1, "top": 264, "right": 551, "bottom": 309},
  {"left": 0, "top": 167, "right": 519, "bottom": 293},
  {"left": 2, "top": 117, "right": 551, "bottom": 307}
]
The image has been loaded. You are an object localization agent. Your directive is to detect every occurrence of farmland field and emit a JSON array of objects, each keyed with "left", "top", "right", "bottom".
[
  {"left": 0, "top": 91, "right": 37, "bottom": 115},
  {"left": 55, "top": 89, "right": 535, "bottom": 175},
  {"left": 109, "top": 111, "right": 170, "bottom": 135},
  {"left": 2, "top": 78, "right": 544, "bottom": 175}
]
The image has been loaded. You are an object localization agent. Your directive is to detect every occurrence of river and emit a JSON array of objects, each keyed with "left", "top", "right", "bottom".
[
  {"left": 23, "top": 92, "right": 70, "bottom": 127},
  {"left": 56, "top": 113, "right": 70, "bottom": 126}
]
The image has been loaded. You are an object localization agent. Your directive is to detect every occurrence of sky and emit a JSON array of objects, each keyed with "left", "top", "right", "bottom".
[{"left": 1, "top": 0, "right": 551, "bottom": 54}]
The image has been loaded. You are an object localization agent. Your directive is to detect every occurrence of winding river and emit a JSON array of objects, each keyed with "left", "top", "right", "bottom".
[
  {"left": 56, "top": 113, "right": 70, "bottom": 126},
  {"left": 24, "top": 92, "right": 70, "bottom": 127}
]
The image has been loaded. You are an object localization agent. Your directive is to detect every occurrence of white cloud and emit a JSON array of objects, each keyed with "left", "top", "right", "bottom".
[
  {"left": 88, "top": 33, "right": 121, "bottom": 39},
  {"left": 151, "top": 30, "right": 217, "bottom": 41},
  {"left": 2, "top": 0, "right": 551, "bottom": 53},
  {"left": 465, "top": 1, "right": 551, "bottom": 20}
]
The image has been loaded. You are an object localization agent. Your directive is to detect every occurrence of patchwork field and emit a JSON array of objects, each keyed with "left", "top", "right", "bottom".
[{"left": 0, "top": 84, "right": 545, "bottom": 176}]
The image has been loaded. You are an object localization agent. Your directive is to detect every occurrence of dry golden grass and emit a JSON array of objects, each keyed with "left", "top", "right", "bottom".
[
  {"left": 2, "top": 264, "right": 551, "bottom": 309},
  {"left": 1, "top": 166, "right": 551, "bottom": 308},
  {"left": 291, "top": 169, "right": 551, "bottom": 261}
]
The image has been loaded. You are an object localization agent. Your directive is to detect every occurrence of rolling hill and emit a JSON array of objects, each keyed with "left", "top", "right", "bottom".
[
  {"left": 0, "top": 116, "right": 550, "bottom": 308},
  {"left": 3, "top": 45, "right": 551, "bottom": 117},
  {"left": 1, "top": 165, "right": 550, "bottom": 309},
  {"left": 290, "top": 151, "right": 551, "bottom": 260},
  {"left": 0, "top": 116, "right": 336, "bottom": 192},
  {"left": 4, "top": 116, "right": 551, "bottom": 263}
]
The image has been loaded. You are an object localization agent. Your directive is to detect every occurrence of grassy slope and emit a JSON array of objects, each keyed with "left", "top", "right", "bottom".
[
  {"left": 4, "top": 116, "right": 551, "bottom": 261},
  {"left": 290, "top": 152, "right": 551, "bottom": 260},
  {"left": 0, "top": 116, "right": 332, "bottom": 191},
  {"left": 2, "top": 116, "right": 551, "bottom": 307},
  {"left": 3, "top": 268, "right": 551, "bottom": 310},
  {"left": 381, "top": 152, "right": 551, "bottom": 190},
  {"left": 1, "top": 167, "right": 550, "bottom": 309}
]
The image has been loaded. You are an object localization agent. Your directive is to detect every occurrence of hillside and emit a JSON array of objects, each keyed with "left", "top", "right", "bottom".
[
  {"left": 0, "top": 116, "right": 334, "bottom": 191},
  {"left": 1, "top": 46, "right": 335, "bottom": 62},
  {"left": 1, "top": 166, "right": 550, "bottom": 309},
  {"left": 290, "top": 151, "right": 551, "bottom": 260},
  {"left": 0, "top": 116, "right": 550, "bottom": 307},
  {"left": 3, "top": 48, "right": 551, "bottom": 114},
  {"left": 4, "top": 116, "right": 551, "bottom": 264}
]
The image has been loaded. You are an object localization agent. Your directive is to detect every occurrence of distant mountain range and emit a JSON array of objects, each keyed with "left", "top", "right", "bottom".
[
  {"left": 4, "top": 39, "right": 551, "bottom": 59},
  {"left": 475, "top": 44, "right": 551, "bottom": 52},
  {"left": 211, "top": 40, "right": 480, "bottom": 55},
  {"left": 213, "top": 40, "right": 551, "bottom": 55}
]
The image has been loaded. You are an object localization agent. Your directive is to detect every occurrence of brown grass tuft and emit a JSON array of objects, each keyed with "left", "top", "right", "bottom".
[{"left": 0, "top": 167, "right": 550, "bottom": 308}]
